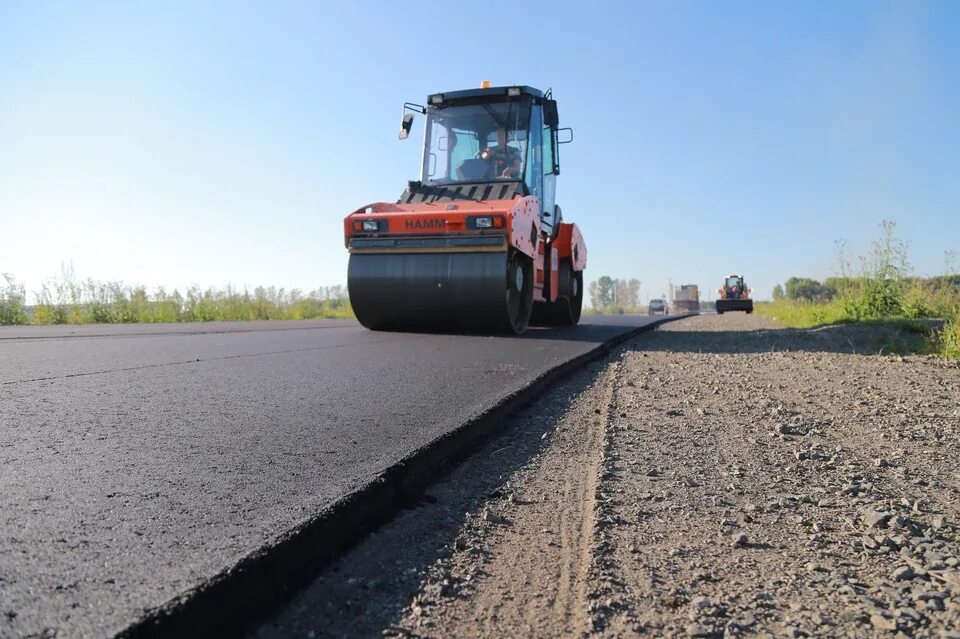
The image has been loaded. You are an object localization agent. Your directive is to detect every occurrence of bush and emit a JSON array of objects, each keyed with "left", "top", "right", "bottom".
[
  {"left": 941, "top": 314, "right": 960, "bottom": 358},
  {"left": 0, "top": 274, "right": 29, "bottom": 325}
]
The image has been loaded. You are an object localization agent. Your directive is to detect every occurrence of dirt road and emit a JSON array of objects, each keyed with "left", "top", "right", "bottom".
[{"left": 257, "top": 314, "right": 960, "bottom": 638}]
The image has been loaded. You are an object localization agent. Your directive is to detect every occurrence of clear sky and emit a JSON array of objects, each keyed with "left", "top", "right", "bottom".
[{"left": 2, "top": 0, "right": 958, "bottom": 302}]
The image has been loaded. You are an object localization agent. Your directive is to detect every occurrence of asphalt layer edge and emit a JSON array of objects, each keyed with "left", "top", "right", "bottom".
[{"left": 116, "top": 315, "right": 689, "bottom": 638}]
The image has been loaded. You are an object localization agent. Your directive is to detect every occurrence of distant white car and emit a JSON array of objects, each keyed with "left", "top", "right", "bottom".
[{"left": 648, "top": 299, "right": 669, "bottom": 315}]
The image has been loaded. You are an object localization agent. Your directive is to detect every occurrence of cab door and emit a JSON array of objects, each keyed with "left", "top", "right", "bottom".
[
  {"left": 541, "top": 99, "right": 559, "bottom": 235},
  {"left": 524, "top": 104, "right": 548, "bottom": 232}
]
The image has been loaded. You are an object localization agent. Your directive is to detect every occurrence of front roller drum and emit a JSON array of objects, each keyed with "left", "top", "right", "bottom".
[{"left": 348, "top": 250, "right": 534, "bottom": 333}]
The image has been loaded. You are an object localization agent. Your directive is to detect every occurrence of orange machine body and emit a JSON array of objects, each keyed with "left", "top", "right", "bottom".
[{"left": 345, "top": 195, "right": 586, "bottom": 304}]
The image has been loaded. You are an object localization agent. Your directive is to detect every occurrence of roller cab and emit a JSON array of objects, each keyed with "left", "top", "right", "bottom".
[{"left": 344, "top": 84, "right": 587, "bottom": 333}]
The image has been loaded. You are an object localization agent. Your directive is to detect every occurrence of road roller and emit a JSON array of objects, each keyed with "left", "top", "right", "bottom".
[
  {"left": 716, "top": 274, "right": 754, "bottom": 314},
  {"left": 343, "top": 83, "right": 587, "bottom": 334}
]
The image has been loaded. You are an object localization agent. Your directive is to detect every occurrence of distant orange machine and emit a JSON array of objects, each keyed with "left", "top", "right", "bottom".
[{"left": 716, "top": 274, "right": 754, "bottom": 314}]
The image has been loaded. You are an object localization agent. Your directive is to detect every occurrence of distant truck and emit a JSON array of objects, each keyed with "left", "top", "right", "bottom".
[
  {"left": 716, "top": 274, "right": 753, "bottom": 314},
  {"left": 671, "top": 284, "right": 700, "bottom": 313}
]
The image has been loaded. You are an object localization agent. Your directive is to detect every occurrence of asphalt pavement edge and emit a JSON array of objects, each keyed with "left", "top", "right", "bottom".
[{"left": 116, "top": 315, "right": 689, "bottom": 638}]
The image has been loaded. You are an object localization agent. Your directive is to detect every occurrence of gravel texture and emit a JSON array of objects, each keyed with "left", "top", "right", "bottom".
[{"left": 257, "top": 313, "right": 960, "bottom": 638}]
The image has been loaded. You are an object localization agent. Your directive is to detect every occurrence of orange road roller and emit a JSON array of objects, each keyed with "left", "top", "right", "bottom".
[{"left": 343, "top": 84, "right": 587, "bottom": 334}]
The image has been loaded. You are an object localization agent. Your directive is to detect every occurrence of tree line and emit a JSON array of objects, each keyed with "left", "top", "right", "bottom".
[
  {"left": 587, "top": 276, "right": 642, "bottom": 313},
  {"left": 773, "top": 275, "right": 960, "bottom": 303}
]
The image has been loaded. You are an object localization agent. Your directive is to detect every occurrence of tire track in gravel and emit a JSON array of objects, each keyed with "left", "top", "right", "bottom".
[
  {"left": 425, "top": 362, "right": 619, "bottom": 637},
  {"left": 552, "top": 361, "right": 618, "bottom": 635}
]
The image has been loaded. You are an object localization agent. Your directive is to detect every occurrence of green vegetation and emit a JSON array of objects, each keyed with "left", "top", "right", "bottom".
[
  {"left": 759, "top": 221, "right": 960, "bottom": 358},
  {"left": 0, "top": 268, "right": 352, "bottom": 325},
  {"left": 754, "top": 299, "right": 851, "bottom": 329},
  {"left": 942, "top": 316, "right": 960, "bottom": 358},
  {"left": 586, "top": 275, "right": 645, "bottom": 315},
  {"left": 1, "top": 274, "right": 29, "bottom": 325}
]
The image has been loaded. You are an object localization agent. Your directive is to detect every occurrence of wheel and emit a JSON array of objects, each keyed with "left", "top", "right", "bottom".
[
  {"left": 504, "top": 250, "right": 534, "bottom": 333},
  {"left": 529, "top": 260, "right": 582, "bottom": 327},
  {"left": 568, "top": 268, "right": 583, "bottom": 324}
]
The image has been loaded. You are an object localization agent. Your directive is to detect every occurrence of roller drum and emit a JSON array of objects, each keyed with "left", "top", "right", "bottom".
[{"left": 348, "top": 251, "right": 533, "bottom": 333}]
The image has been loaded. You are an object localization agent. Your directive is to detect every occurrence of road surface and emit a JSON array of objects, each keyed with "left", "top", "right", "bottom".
[{"left": 1, "top": 316, "right": 666, "bottom": 637}]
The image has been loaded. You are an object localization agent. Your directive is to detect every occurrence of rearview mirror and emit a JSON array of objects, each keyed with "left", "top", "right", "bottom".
[
  {"left": 399, "top": 113, "right": 414, "bottom": 140},
  {"left": 557, "top": 127, "right": 573, "bottom": 144},
  {"left": 544, "top": 99, "right": 559, "bottom": 127}
]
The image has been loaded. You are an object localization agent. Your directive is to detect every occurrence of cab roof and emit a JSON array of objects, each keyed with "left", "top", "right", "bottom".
[{"left": 428, "top": 85, "right": 543, "bottom": 105}]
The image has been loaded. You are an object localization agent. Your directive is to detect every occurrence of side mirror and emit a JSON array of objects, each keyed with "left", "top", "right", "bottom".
[
  {"left": 399, "top": 113, "right": 415, "bottom": 140},
  {"left": 544, "top": 99, "right": 559, "bottom": 127},
  {"left": 557, "top": 127, "right": 573, "bottom": 144}
]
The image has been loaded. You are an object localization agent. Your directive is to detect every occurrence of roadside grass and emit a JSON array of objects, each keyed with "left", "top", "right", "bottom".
[
  {"left": 759, "top": 221, "right": 959, "bottom": 358},
  {"left": 941, "top": 316, "right": 960, "bottom": 358},
  {"left": 754, "top": 299, "right": 850, "bottom": 329},
  {"left": 0, "top": 274, "right": 29, "bottom": 325},
  {"left": 757, "top": 286, "right": 959, "bottom": 359},
  {"left": 0, "top": 271, "right": 353, "bottom": 326},
  {"left": 582, "top": 304, "right": 646, "bottom": 316}
]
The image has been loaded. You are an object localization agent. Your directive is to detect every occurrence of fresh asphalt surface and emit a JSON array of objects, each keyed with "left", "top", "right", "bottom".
[{"left": 1, "top": 316, "right": 665, "bottom": 636}]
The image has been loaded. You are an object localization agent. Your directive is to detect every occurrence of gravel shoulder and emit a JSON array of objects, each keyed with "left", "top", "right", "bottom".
[{"left": 256, "top": 313, "right": 960, "bottom": 638}]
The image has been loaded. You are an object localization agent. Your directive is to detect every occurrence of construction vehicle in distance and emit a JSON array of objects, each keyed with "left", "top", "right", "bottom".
[
  {"left": 716, "top": 274, "right": 753, "bottom": 314},
  {"left": 343, "top": 83, "right": 586, "bottom": 334},
  {"left": 671, "top": 284, "right": 700, "bottom": 313}
]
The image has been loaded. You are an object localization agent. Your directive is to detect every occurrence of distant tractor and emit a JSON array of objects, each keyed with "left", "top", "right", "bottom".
[
  {"left": 716, "top": 274, "right": 753, "bottom": 314},
  {"left": 671, "top": 284, "right": 700, "bottom": 313}
]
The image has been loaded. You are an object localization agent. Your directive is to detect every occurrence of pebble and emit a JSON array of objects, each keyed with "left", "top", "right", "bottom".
[
  {"left": 685, "top": 624, "right": 712, "bottom": 637},
  {"left": 869, "top": 614, "right": 897, "bottom": 630},
  {"left": 890, "top": 566, "right": 915, "bottom": 581},
  {"left": 732, "top": 532, "right": 748, "bottom": 548},
  {"left": 482, "top": 508, "right": 503, "bottom": 524},
  {"left": 863, "top": 510, "right": 893, "bottom": 529},
  {"left": 689, "top": 596, "right": 710, "bottom": 611}
]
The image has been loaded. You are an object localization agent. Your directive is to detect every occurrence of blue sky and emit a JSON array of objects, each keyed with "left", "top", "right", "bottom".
[{"left": 1, "top": 0, "right": 958, "bottom": 302}]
